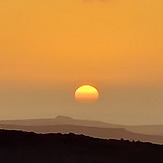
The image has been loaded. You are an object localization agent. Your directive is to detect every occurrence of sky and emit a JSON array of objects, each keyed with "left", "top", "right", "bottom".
[{"left": 0, "top": 0, "right": 163, "bottom": 124}]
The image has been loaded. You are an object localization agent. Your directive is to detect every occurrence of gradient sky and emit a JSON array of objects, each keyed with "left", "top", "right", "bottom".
[{"left": 0, "top": 0, "right": 163, "bottom": 124}]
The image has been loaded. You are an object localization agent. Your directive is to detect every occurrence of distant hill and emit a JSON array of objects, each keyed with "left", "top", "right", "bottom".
[
  {"left": 0, "top": 124, "right": 163, "bottom": 144},
  {"left": 0, "top": 129, "right": 163, "bottom": 163},
  {"left": 1, "top": 116, "right": 163, "bottom": 136},
  {"left": 0, "top": 115, "right": 119, "bottom": 127}
]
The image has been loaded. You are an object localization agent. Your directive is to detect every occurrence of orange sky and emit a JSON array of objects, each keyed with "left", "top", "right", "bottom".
[
  {"left": 0, "top": 0, "right": 163, "bottom": 124},
  {"left": 0, "top": 0, "right": 163, "bottom": 87}
]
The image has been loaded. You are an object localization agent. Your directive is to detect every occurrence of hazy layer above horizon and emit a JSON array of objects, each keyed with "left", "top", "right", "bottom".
[
  {"left": 0, "top": 0, "right": 162, "bottom": 125},
  {"left": 0, "top": 86, "right": 163, "bottom": 125}
]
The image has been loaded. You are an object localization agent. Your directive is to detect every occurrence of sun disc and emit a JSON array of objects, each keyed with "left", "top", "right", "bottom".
[{"left": 75, "top": 85, "right": 99, "bottom": 102}]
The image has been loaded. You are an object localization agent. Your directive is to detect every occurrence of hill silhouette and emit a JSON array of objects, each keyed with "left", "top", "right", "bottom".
[
  {"left": 1, "top": 116, "right": 163, "bottom": 136},
  {"left": 1, "top": 124, "right": 163, "bottom": 144},
  {"left": 0, "top": 129, "right": 163, "bottom": 163},
  {"left": 1, "top": 116, "right": 163, "bottom": 144}
]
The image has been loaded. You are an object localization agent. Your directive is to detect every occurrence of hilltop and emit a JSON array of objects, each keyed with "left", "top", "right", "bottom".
[
  {"left": 1, "top": 116, "right": 163, "bottom": 136},
  {"left": 1, "top": 116, "right": 163, "bottom": 144}
]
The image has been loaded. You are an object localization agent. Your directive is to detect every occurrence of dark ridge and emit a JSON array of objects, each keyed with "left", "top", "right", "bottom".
[{"left": 0, "top": 129, "right": 163, "bottom": 163}]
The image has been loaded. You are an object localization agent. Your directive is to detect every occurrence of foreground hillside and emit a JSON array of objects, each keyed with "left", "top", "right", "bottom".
[{"left": 0, "top": 130, "right": 163, "bottom": 163}]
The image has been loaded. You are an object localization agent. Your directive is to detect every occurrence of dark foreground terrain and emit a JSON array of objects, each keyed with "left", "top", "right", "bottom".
[{"left": 0, "top": 130, "right": 163, "bottom": 163}]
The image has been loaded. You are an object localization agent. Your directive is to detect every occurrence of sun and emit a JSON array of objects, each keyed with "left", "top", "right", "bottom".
[{"left": 75, "top": 85, "right": 99, "bottom": 102}]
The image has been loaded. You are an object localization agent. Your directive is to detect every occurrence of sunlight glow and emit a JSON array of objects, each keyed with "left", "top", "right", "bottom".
[{"left": 75, "top": 85, "right": 99, "bottom": 102}]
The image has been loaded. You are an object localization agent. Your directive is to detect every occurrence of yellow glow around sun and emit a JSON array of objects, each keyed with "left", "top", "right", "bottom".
[{"left": 75, "top": 85, "right": 99, "bottom": 102}]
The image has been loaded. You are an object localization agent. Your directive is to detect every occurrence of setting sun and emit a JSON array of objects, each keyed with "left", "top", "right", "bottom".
[{"left": 75, "top": 85, "right": 99, "bottom": 102}]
